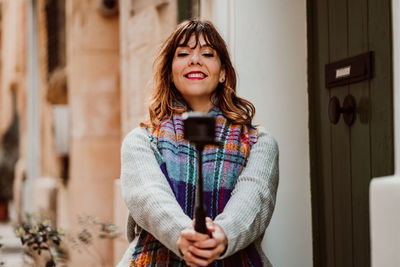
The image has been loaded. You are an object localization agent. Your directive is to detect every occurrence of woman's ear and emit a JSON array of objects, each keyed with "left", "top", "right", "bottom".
[{"left": 219, "top": 68, "right": 226, "bottom": 83}]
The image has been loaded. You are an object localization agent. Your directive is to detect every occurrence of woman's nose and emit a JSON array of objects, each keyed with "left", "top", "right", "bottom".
[{"left": 189, "top": 51, "right": 201, "bottom": 65}]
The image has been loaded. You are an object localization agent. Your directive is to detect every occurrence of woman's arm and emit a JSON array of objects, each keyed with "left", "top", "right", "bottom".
[
  {"left": 120, "top": 127, "right": 192, "bottom": 257},
  {"left": 214, "top": 127, "right": 279, "bottom": 258}
]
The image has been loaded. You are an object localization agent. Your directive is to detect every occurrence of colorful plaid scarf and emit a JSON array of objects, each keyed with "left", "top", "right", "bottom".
[{"left": 130, "top": 106, "right": 261, "bottom": 267}]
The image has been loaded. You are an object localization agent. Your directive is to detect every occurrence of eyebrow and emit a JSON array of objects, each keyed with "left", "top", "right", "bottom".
[{"left": 177, "top": 44, "right": 213, "bottom": 49}]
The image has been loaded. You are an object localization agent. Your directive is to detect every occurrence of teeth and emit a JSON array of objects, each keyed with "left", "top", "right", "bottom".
[{"left": 187, "top": 73, "right": 205, "bottom": 78}]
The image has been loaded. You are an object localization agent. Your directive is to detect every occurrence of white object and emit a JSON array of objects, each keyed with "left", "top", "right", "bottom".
[
  {"left": 52, "top": 105, "right": 69, "bottom": 155},
  {"left": 370, "top": 177, "right": 400, "bottom": 267}
]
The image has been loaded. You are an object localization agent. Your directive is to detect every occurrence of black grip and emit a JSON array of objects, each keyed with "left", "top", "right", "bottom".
[{"left": 194, "top": 206, "right": 208, "bottom": 234}]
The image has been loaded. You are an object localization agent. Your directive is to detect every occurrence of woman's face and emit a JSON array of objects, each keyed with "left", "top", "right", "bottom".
[{"left": 172, "top": 34, "right": 225, "bottom": 112}]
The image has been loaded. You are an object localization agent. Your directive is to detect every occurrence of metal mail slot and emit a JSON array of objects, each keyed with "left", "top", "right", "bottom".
[{"left": 325, "top": 51, "right": 373, "bottom": 88}]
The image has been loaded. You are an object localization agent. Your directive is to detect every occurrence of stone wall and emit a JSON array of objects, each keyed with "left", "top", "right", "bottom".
[
  {"left": 115, "top": 0, "right": 177, "bottom": 263},
  {"left": 65, "top": 0, "right": 120, "bottom": 265},
  {"left": 0, "top": 0, "right": 28, "bottom": 222},
  {"left": 0, "top": 0, "right": 179, "bottom": 264},
  {"left": 120, "top": 0, "right": 177, "bottom": 135}
]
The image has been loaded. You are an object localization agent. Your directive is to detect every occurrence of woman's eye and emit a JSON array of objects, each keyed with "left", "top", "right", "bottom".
[
  {"left": 177, "top": 52, "right": 189, "bottom": 57},
  {"left": 203, "top": 52, "right": 214, "bottom": 57}
]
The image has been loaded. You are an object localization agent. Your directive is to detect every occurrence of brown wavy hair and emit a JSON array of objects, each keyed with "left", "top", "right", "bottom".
[{"left": 142, "top": 19, "right": 255, "bottom": 127}]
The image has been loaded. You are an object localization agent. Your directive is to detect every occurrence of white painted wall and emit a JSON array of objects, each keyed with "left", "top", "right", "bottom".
[
  {"left": 202, "top": 1, "right": 313, "bottom": 266},
  {"left": 26, "top": 0, "right": 41, "bottom": 213},
  {"left": 369, "top": 0, "right": 400, "bottom": 266}
]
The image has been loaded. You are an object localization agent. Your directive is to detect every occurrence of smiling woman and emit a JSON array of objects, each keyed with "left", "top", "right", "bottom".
[
  {"left": 171, "top": 34, "right": 225, "bottom": 113},
  {"left": 146, "top": 20, "right": 255, "bottom": 127},
  {"left": 117, "top": 20, "right": 279, "bottom": 267}
]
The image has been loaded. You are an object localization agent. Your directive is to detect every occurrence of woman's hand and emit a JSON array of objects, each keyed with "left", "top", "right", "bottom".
[
  {"left": 177, "top": 218, "right": 228, "bottom": 266},
  {"left": 177, "top": 225, "right": 209, "bottom": 266}
]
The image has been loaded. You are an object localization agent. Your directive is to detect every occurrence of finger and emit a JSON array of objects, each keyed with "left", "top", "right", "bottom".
[
  {"left": 191, "top": 243, "right": 226, "bottom": 258},
  {"left": 181, "top": 230, "right": 209, "bottom": 242},
  {"left": 185, "top": 261, "right": 198, "bottom": 267},
  {"left": 193, "top": 238, "right": 217, "bottom": 249},
  {"left": 206, "top": 223, "right": 215, "bottom": 232},
  {"left": 181, "top": 229, "right": 209, "bottom": 242},
  {"left": 185, "top": 251, "right": 209, "bottom": 267},
  {"left": 204, "top": 217, "right": 216, "bottom": 232},
  {"left": 177, "top": 237, "right": 193, "bottom": 256},
  {"left": 210, "top": 223, "right": 228, "bottom": 246},
  {"left": 184, "top": 260, "right": 198, "bottom": 267},
  {"left": 193, "top": 245, "right": 226, "bottom": 263},
  {"left": 189, "top": 245, "right": 216, "bottom": 259},
  {"left": 184, "top": 255, "right": 201, "bottom": 267}
]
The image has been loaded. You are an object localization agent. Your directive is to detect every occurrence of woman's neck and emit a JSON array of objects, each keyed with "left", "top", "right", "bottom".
[{"left": 187, "top": 101, "right": 213, "bottom": 113}]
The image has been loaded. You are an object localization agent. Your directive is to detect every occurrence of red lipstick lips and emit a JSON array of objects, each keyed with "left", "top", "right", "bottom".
[{"left": 185, "top": 71, "right": 207, "bottom": 80}]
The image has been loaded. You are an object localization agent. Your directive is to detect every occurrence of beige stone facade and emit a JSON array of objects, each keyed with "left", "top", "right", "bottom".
[
  {"left": 0, "top": 0, "right": 28, "bottom": 224},
  {"left": 120, "top": 0, "right": 177, "bottom": 135},
  {"left": 0, "top": 0, "right": 178, "bottom": 265},
  {"left": 0, "top": 0, "right": 27, "bottom": 140}
]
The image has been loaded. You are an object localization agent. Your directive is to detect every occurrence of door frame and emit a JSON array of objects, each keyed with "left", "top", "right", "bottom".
[{"left": 306, "top": 0, "right": 394, "bottom": 265}]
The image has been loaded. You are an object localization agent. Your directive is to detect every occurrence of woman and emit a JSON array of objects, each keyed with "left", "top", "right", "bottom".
[{"left": 118, "top": 20, "right": 279, "bottom": 267}]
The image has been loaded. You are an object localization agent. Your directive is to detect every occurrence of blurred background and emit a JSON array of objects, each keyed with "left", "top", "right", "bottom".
[
  {"left": 0, "top": 0, "right": 397, "bottom": 267},
  {"left": 0, "top": 0, "right": 311, "bottom": 266}
]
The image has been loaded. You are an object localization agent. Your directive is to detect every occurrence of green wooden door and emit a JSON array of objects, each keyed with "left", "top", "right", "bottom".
[{"left": 307, "top": 0, "right": 393, "bottom": 266}]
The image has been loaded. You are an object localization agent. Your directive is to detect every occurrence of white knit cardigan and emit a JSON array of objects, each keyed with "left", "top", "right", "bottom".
[{"left": 117, "top": 126, "right": 279, "bottom": 267}]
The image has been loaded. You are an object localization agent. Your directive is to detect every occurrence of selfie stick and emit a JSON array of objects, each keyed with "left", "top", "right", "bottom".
[
  {"left": 194, "top": 142, "right": 208, "bottom": 234},
  {"left": 183, "top": 112, "right": 219, "bottom": 235}
]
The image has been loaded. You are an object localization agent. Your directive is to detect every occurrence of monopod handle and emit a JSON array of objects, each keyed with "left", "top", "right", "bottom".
[
  {"left": 182, "top": 112, "right": 219, "bottom": 237},
  {"left": 194, "top": 206, "right": 208, "bottom": 234}
]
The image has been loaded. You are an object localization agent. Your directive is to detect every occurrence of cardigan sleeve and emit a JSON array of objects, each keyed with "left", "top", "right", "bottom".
[
  {"left": 120, "top": 127, "right": 192, "bottom": 258},
  {"left": 214, "top": 127, "right": 279, "bottom": 258}
]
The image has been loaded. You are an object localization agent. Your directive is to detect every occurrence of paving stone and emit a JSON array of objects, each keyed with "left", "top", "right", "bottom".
[{"left": 0, "top": 222, "right": 26, "bottom": 267}]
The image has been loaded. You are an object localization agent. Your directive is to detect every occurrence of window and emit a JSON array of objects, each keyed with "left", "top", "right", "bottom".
[
  {"left": 178, "top": 0, "right": 200, "bottom": 22},
  {"left": 45, "top": 0, "right": 66, "bottom": 76}
]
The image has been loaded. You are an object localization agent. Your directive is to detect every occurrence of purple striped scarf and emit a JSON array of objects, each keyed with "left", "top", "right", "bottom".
[{"left": 131, "top": 106, "right": 261, "bottom": 267}]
